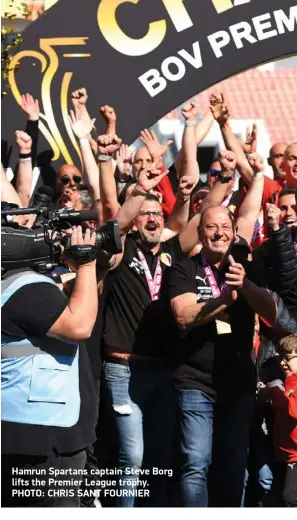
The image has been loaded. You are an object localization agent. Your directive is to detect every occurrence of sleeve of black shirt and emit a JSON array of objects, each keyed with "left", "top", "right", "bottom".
[
  {"left": 2, "top": 282, "right": 68, "bottom": 339},
  {"left": 25, "top": 119, "right": 39, "bottom": 167},
  {"left": 167, "top": 259, "right": 197, "bottom": 301}
]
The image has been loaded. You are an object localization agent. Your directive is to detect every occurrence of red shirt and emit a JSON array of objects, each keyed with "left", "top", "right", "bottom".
[
  {"left": 236, "top": 176, "right": 284, "bottom": 247},
  {"left": 155, "top": 164, "right": 176, "bottom": 218},
  {"left": 267, "top": 375, "right": 297, "bottom": 463}
]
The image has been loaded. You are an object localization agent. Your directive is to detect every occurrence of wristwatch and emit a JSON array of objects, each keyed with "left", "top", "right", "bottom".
[{"left": 217, "top": 172, "right": 233, "bottom": 183}]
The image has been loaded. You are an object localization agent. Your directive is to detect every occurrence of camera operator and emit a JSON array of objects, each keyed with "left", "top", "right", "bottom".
[{"left": 1, "top": 226, "right": 102, "bottom": 507}]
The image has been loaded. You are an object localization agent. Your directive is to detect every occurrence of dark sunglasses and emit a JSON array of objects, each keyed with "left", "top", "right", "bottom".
[{"left": 60, "top": 175, "right": 82, "bottom": 185}]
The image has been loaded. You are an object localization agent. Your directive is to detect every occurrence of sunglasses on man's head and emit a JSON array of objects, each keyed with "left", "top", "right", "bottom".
[{"left": 60, "top": 175, "right": 82, "bottom": 185}]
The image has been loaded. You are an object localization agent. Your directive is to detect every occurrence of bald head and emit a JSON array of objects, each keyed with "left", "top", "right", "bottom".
[
  {"left": 56, "top": 164, "right": 82, "bottom": 195},
  {"left": 268, "top": 142, "right": 287, "bottom": 180},
  {"left": 199, "top": 205, "right": 236, "bottom": 261},
  {"left": 133, "top": 146, "right": 153, "bottom": 177},
  {"left": 284, "top": 143, "right": 297, "bottom": 187}
]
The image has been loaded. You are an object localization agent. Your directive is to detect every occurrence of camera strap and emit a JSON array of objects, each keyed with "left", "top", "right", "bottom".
[
  {"left": 66, "top": 245, "right": 97, "bottom": 265},
  {"left": 137, "top": 248, "right": 162, "bottom": 301}
]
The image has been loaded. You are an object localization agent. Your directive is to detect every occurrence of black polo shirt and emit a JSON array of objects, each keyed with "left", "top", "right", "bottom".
[
  {"left": 167, "top": 244, "right": 257, "bottom": 395},
  {"left": 103, "top": 232, "right": 183, "bottom": 358},
  {"left": 1, "top": 269, "right": 98, "bottom": 456}
]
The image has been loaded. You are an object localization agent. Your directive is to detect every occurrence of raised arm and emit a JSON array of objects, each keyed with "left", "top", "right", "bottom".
[
  {"left": 175, "top": 109, "right": 214, "bottom": 177},
  {"left": 117, "top": 165, "right": 168, "bottom": 234},
  {"left": 68, "top": 108, "right": 100, "bottom": 201},
  {"left": 179, "top": 97, "right": 200, "bottom": 180},
  {"left": 210, "top": 93, "right": 254, "bottom": 186},
  {"left": 265, "top": 204, "right": 297, "bottom": 294},
  {"left": 99, "top": 105, "right": 117, "bottom": 136},
  {"left": 236, "top": 154, "right": 265, "bottom": 244},
  {"left": 163, "top": 175, "right": 197, "bottom": 241},
  {"left": 1, "top": 165, "right": 23, "bottom": 207},
  {"left": 15, "top": 130, "right": 33, "bottom": 207},
  {"left": 21, "top": 93, "right": 40, "bottom": 167},
  {"left": 97, "top": 134, "right": 122, "bottom": 221},
  {"left": 178, "top": 150, "right": 236, "bottom": 254}
]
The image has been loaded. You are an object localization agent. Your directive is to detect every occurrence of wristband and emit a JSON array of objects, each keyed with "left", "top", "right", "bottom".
[
  {"left": 117, "top": 180, "right": 129, "bottom": 189},
  {"left": 185, "top": 119, "right": 197, "bottom": 127},
  {"left": 79, "top": 138, "right": 90, "bottom": 146},
  {"left": 131, "top": 187, "right": 148, "bottom": 197},
  {"left": 97, "top": 154, "right": 112, "bottom": 162},
  {"left": 217, "top": 172, "right": 233, "bottom": 183},
  {"left": 19, "top": 157, "right": 32, "bottom": 164},
  {"left": 254, "top": 171, "right": 264, "bottom": 179},
  {"left": 19, "top": 152, "right": 32, "bottom": 159}
]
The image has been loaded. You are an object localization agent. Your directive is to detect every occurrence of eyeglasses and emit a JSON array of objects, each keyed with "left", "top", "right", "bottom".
[
  {"left": 280, "top": 354, "right": 297, "bottom": 362},
  {"left": 138, "top": 210, "right": 164, "bottom": 219},
  {"left": 60, "top": 175, "right": 82, "bottom": 185},
  {"left": 209, "top": 169, "right": 220, "bottom": 177}
]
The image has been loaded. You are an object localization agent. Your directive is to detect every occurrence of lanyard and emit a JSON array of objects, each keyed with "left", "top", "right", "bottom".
[
  {"left": 201, "top": 252, "right": 227, "bottom": 299},
  {"left": 221, "top": 191, "right": 233, "bottom": 208},
  {"left": 137, "top": 248, "right": 162, "bottom": 301}
]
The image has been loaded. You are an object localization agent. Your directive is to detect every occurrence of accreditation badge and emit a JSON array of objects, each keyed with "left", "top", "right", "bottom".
[
  {"left": 160, "top": 253, "right": 172, "bottom": 267},
  {"left": 215, "top": 313, "right": 232, "bottom": 335}
]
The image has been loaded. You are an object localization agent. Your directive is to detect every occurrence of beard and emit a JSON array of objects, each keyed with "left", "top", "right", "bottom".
[{"left": 138, "top": 229, "right": 161, "bottom": 247}]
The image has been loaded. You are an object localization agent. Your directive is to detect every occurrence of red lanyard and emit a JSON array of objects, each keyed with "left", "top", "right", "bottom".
[
  {"left": 201, "top": 252, "right": 227, "bottom": 299},
  {"left": 137, "top": 249, "right": 162, "bottom": 301}
]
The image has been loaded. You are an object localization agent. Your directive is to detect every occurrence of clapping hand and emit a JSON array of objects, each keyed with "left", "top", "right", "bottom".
[{"left": 225, "top": 254, "right": 246, "bottom": 290}]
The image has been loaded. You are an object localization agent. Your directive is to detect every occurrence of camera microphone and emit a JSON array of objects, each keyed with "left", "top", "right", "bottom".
[{"left": 56, "top": 208, "right": 99, "bottom": 224}]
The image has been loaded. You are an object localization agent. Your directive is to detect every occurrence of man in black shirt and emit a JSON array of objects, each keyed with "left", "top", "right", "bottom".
[
  {"left": 168, "top": 205, "right": 277, "bottom": 507},
  {"left": 101, "top": 163, "right": 200, "bottom": 506},
  {"left": 1, "top": 227, "right": 100, "bottom": 507}
]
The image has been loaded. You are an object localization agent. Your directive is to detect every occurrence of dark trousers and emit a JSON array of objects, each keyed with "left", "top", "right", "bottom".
[
  {"left": 1, "top": 449, "right": 87, "bottom": 507},
  {"left": 274, "top": 462, "right": 297, "bottom": 507}
]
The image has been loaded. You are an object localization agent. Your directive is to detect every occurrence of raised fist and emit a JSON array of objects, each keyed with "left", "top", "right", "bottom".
[
  {"left": 97, "top": 134, "right": 122, "bottom": 156},
  {"left": 181, "top": 97, "right": 199, "bottom": 121},
  {"left": 248, "top": 153, "right": 264, "bottom": 174},
  {"left": 218, "top": 150, "right": 236, "bottom": 172},
  {"left": 99, "top": 105, "right": 117, "bottom": 123},
  {"left": 15, "top": 130, "right": 32, "bottom": 153},
  {"left": 71, "top": 88, "right": 88, "bottom": 107},
  {"left": 210, "top": 93, "right": 230, "bottom": 126},
  {"left": 265, "top": 203, "right": 281, "bottom": 231}
]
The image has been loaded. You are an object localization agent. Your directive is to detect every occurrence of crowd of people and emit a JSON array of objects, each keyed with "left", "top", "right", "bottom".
[{"left": 1, "top": 87, "right": 297, "bottom": 508}]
